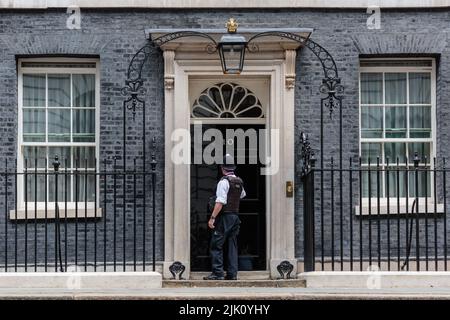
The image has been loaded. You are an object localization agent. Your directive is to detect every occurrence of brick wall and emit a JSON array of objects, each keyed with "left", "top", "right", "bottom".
[{"left": 0, "top": 8, "right": 448, "bottom": 267}]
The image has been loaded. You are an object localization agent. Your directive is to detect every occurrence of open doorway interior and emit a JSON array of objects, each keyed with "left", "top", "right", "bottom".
[{"left": 190, "top": 124, "right": 266, "bottom": 272}]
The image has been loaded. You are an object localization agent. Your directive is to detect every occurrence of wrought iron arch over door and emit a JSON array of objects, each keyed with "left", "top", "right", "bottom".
[{"left": 122, "top": 30, "right": 344, "bottom": 173}]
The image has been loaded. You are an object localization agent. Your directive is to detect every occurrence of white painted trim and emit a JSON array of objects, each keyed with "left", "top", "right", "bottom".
[
  {"left": 163, "top": 50, "right": 297, "bottom": 279},
  {"left": 17, "top": 57, "right": 100, "bottom": 215},
  {"left": 2, "top": 0, "right": 448, "bottom": 9},
  {"left": 10, "top": 207, "right": 103, "bottom": 220},
  {"left": 188, "top": 76, "right": 271, "bottom": 271},
  {"left": 358, "top": 58, "right": 436, "bottom": 198},
  {"left": 355, "top": 198, "right": 444, "bottom": 215},
  {"left": 187, "top": 118, "right": 266, "bottom": 124}
]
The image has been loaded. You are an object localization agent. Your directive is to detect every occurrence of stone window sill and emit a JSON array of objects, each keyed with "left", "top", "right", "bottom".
[
  {"left": 9, "top": 204, "right": 102, "bottom": 220},
  {"left": 355, "top": 199, "right": 444, "bottom": 216}
]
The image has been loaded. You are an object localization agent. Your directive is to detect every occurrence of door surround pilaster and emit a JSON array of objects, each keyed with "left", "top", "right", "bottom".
[{"left": 162, "top": 47, "right": 299, "bottom": 279}]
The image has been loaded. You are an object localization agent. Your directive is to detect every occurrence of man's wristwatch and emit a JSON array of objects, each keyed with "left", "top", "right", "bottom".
[{"left": 210, "top": 216, "right": 216, "bottom": 220}]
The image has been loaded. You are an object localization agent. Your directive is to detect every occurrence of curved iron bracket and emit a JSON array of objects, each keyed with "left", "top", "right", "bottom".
[
  {"left": 121, "top": 43, "right": 152, "bottom": 121},
  {"left": 248, "top": 32, "right": 337, "bottom": 79},
  {"left": 247, "top": 31, "right": 344, "bottom": 117},
  {"left": 123, "top": 30, "right": 344, "bottom": 119},
  {"left": 121, "top": 29, "right": 344, "bottom": 169},
  {"left": 122, "top": 31, "right": 219, "bottom": 121}
]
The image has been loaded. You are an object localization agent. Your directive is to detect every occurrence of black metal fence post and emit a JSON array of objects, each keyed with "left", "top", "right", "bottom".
[
  {"left": 151, "top": 138, "right": 157, "bottom": 272},
  {"left": 53, "top": 156, "right": 63, "bottom": 272},
  {"left": 414, "top": 152, "right": 420, "bottom": 271},
  {"left": 4, "top": 159, "right": 7, "bottom": 272},
  {"left": 303, "top": 157, "right": 316, "bottom": 272}
]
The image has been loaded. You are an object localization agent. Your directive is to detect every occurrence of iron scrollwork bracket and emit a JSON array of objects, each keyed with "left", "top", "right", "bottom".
[
  {"left": 122, "top": 32, "right": 219, "bottom": 122},
  {"left": 304, "top": 38, "right": 344, "bottom": 118},
  {"left": 124, "top": 29, "right": 345, "bottom": 122},
  {"left": 121, "top": 43, "right": 152, "bottom": 122},
  {"left": 300, "top": 132, "right": 316, "bottom": 178},
  {"left": 277, "top": 260, "right": 294, "bottom": 279},
  {"left": 320, "top": 77, "right": 344, "bottom": 118},
  {"left": 121, "top": 79, "right": 146, "bottom": 121},
  {"left": 247, "top": 31, "right": 344, "bottom": 118},
  {"left": 169, "top": 261, "right": 186, "bottom": 280}
]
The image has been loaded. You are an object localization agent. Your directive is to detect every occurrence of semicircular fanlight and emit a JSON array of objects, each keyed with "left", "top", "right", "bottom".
[{"left": 191, "top": 82, "right": 265, "bottom": 119}]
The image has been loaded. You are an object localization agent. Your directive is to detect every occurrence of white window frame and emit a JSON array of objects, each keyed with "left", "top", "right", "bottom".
[
  {"left": 357, "top": 58, "right": 438, "bottom": 214},
  {"left": 14, "top": 57, "right": 100, "bottom": 219}
]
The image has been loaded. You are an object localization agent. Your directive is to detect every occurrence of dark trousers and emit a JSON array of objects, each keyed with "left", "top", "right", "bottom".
[{"left": 210, "top": 213, "right": 240, "bottom": 277}]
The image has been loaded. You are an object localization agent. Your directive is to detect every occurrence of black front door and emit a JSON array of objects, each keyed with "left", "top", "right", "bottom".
[{"left": 190, "top": 124, "right": 266, "bottom": 271}]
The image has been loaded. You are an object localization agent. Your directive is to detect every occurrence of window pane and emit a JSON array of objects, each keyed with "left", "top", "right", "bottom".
[
  {"left": 362, "top": 170, "right": 381, "bottom": 198},
  {"left": 361, "top": 143, "right": 381, "bottom": 164},
  {"left": 385, "top": 167, "right": 407, "bottom": 198},
  {"left": 361, "top": 106, "right": 383, "bottom": 138},
  {"left": 74, "top": 147, "right": 95, "bottom": 168},
  {"left": 408, "top": 168, "right": 431, "bottom": 198},
  {"left": 48, "top": 146, "right": 71, "bottom": 168},
  {"left": 23, "top": 74, "right": 45, "bottom": 107},
  {"left": 21, "top": 68, "right": 98, "bottom": 204},
  {"left": 75, "top": 174, "right": 95, "bottom": 202},
  {"left": 409, "top": 73, "right": 431, "bottom": 104},
  {"left": 23, "top": 146, "right": 46, "bottom": 168},
  {"left": 385, "top": 73, "right": 407, "bottom": 104},
  {"left": 409, "top": 106, "right": 431, "bottom": 138},
  {"left": 48, "top": 74, "right": 70, "bottom": 107},
  {"left": 73, "top": 109, "right": 95, "bottom": 142},
  {"left": 361, "top": 73, "right": 383, "bottom": 104},
  {"left": 73, "top": 74, "right": 95, "bottom": 108},
  {"left": 48, "top": 173, "right": 71, "bottom": 203},
  {"left": 408, "top": 143, "right": 431, "bottom": 164},
  {"left": 48, "top": 109, "right": 70, "bottom": 142},
  {"left": 23, "top": 109, "right": 45, "bottom": 142},
  {"left": 25, "top": 173, "right": 46, "bottom": 202},
  {"left": 385, "top": 106, "right": 406, "bottom": 138},
  {"left": 385, "top": 142, "right": 406, "bottom": 163}
]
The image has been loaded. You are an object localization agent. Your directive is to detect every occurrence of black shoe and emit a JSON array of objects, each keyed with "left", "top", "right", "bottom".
[
  {"left": 225, "top": 275, "right": 237, "bottom": 280},
  {"left": 203, "top": 274, "right": 224, "bottom": 280}
]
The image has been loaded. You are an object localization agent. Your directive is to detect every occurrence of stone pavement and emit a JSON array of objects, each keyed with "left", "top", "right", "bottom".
[{"left": 2, "top": 287, "right": 450, "bottom": 300}]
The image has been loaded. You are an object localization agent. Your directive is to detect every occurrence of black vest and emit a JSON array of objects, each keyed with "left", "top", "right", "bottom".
[{"left": 221, "top": 175, "right": 244, "bottom": 213}]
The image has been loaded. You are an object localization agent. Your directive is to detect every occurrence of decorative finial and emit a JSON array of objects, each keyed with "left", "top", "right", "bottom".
[
  {"left": 52, "top": 155, "right": 60, "bottom": 172},
  {"left": 226, "top": 18, "right": 238, "bottom": 33},
  {"left": 413, "top": 151, "right": 420, "bottom": 168}
]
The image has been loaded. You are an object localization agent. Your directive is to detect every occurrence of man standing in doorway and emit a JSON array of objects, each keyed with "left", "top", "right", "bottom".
[{"left": 204, "top": 154, "right": 246, "bottom": 280}]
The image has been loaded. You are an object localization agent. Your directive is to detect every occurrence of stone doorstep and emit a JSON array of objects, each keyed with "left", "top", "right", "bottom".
[
  {"left": 162, "top": 279, "right": 306, "bottom": 288},
  {"left": 190, "top": 271, "right": 271, "bottom": 280},
  {"left": 300, "top": 271, "right": 450, "bottom": 289},
  {"left": 0, "top": 272, "right": 162, "bottom": 290}
]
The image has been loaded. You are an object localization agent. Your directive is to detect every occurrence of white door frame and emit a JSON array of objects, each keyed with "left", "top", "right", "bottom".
[
  {"left": 188, "top": 77, "right": 270, "bottom": 273},
  {"left": 162, "top": 49, "right": 298, "bottom": 279}
]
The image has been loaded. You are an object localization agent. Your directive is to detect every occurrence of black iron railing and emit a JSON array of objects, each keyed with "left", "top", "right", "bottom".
[
  {"left": 302, "top": 154, "right": 450, "bottom": 272},
  {"left": 0, "top": 156, "right": 157, "bottom": 272}
]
